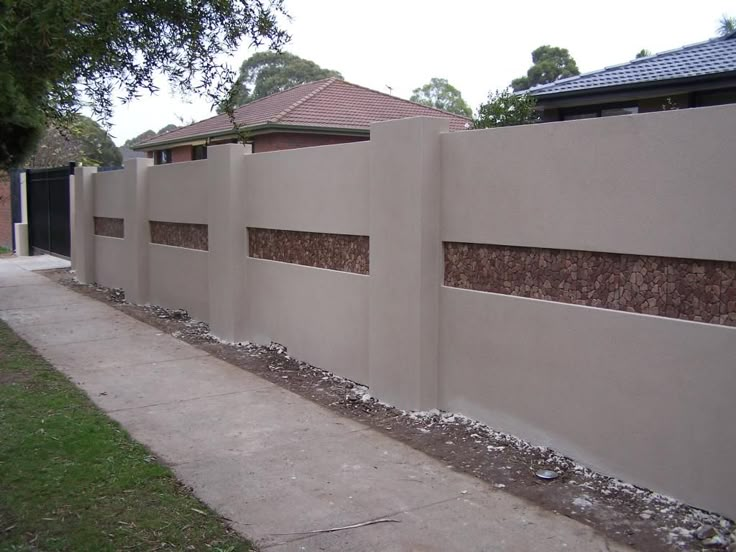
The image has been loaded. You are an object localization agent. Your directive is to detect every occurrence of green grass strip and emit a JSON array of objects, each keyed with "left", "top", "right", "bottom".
[{"left": 0, "top": 320, "right": 252, "bottom": 552}]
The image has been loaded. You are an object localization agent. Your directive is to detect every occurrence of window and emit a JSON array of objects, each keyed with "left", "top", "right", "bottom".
[
  {"left": 601, "top": 106, "right": 638, "bottom": 117},
  {"left": 192, "top": 145, "right": 208, "bottom": 160},
  {"left": 694, "top": 88, "right": 736, "bottom": 107},
  {"left": 562, "top": 112, "right": 598, "bottom": 121},
  {"left": 154, "top": 149, "right": 172, "bottom": 165},
  {"left": 561, "top": 103, "right": 639, "bottom": 121}
]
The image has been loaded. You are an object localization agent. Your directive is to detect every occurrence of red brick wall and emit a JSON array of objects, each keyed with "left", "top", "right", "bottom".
[
  {"left": 146, "top": 146, "right": 190, "bottom": 163},
  {"left": 171, "top": 146, "right": 192, "bottom": 163},
  {"left": 142, "top": 133, "right": 366, "bottom": 162},
  {"left": 253, "top": 133, "right": 366, "bottom": 153},
  {"left": 0, "top": 171, "right": 11, "bottom": 249}
]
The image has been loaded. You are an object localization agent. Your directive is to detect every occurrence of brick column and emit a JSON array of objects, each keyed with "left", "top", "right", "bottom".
[
  {"left": 207, "top": 144, "right": 248, "bottom": 342},
  {"left": 368, "top": 117, "right": 449, "bottom": 411},
  {"left": 71, "top": 166, "right": 98, "bottom": 283},
  {"left": 123, "top": 158, "right": 153, "bottom": 304}
]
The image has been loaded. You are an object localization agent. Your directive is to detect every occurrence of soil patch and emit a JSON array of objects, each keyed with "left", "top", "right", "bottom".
[
  {"left": 0, "top": 371, "right": 32, "bottom": 386},
  {"left": 40, "top": 268, "right": 735, "bottom": 552}
]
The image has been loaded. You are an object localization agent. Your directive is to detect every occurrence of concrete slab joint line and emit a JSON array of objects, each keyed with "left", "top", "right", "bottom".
[{"left": 0, "top": 259, "right": 633, "bottom": 552}]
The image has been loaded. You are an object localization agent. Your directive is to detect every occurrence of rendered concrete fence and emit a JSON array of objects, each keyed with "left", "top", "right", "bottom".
[
  {"left": 438, "top": 105, "right": 736, "bottom": 518},
  {"left": 242, "top": 143, "right": 371, "bottom": 384},
  {"left": 73, "top": 106, "right": 736, "bottom": 518}
]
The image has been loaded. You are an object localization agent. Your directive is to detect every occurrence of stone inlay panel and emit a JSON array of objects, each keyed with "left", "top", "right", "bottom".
[
  {"left": 94, "top": 217, "right": 124, "bottom": 238},
  {"left": 150, "top": 221, "right": 208, "bottom": 251},
  {"left": 248, "top": 228, "right": 369, "bottom": 275},
  {"left": 444, "top": 242, "right": 736, "bottom": 326}
]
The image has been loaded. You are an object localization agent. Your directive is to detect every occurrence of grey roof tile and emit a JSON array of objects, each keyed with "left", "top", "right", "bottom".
[{"left": 528, "top": 32, "right": 736, "bottom": 97}]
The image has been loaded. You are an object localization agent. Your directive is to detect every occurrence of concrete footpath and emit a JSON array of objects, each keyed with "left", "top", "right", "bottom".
[{"left": 0, "top": 257, "right": 631, "bottom": 552}]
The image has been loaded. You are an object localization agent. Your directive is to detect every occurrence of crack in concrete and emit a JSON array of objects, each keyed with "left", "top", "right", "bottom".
[{"left": 260, "top": 495, "right": 462, "bottom": 548}]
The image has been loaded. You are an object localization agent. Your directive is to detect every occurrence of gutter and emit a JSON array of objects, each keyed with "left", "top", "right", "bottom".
[{"left": 132, "top": 123, "right": 371, "bottom": 151}]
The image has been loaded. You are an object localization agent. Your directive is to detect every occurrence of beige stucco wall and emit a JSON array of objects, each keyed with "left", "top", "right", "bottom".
[
  {"left": 72, "top": 111, "right": 736, "bottom": 518},
  {"left": 441, "top": 104, "right": 736, "bottom": 262},
  {"left": 438, "top": 106, "right": 736, "bottom": 517},
  {"left": 368, "top": 117, "right": 448, "bottom": 410},
  {"left": 94, "top": 235, "right": 128, "bottom": 290},
  {"left": 243, "top": 258, "right": 369, "bottom": 385},
  {"left": 439, "top": 287, "right": 736, "bottom": 516},
  {"left": 244, "top": 142, "right": 369, "bottom": 235},
  {"left": 93, "top": 170, "right": 125, "bottom": 218},
  {"left": 148, "top": 244, "right": 209, "bottom": 321},
  {"left": 148, "top": 160, "right": 208, "bottom": 224}
]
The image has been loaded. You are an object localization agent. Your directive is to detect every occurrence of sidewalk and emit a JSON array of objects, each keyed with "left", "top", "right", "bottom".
[{"left": 0, "top": 257, "right": 630, "bottom": 552}]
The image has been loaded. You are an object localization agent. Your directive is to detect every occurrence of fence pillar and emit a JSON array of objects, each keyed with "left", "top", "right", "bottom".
[
  {"left": 13, "top": 172, "right": 30, "bottom": 256},
  {"left": 71, "top": 166, "right": 97, "bottom": 283},
  {"left": 207, "top": 144, "right": 248, "bottom": 342},
  {"left": 123, "top": 158, "right": 153, "bottom": 304},
  {"left": 368, "top": 117, "right": 449, "bottom": 411}
]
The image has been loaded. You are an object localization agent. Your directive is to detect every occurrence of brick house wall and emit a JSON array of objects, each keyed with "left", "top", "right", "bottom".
[
  {"left": 145, "top": 146, "right": 195, "bottom": 163},
  {"left": 253, "top": 133, "right": 366, "bottom": 153},
  {"left": 0, "top": 171, "right": 11, "bottom": 249},
  {"left": 143, "top": 133, "right": 368, "bottom": 163},
  {"left": 541, "top": 92, "right": 731, "bottom": 121},
  {"left": 171, "top": 146, "right": 192, "bottom": 163}
]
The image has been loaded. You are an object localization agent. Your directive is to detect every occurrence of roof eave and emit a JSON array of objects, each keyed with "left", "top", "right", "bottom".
[
  {"left": 531, "top": 71, "right": 736, "bottom": 108},
  {"left": 132, "top": 123, "right": 371, "bottom": 151}
]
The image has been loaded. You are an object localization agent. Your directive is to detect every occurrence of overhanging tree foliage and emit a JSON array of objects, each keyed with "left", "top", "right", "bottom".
[
  {"left": 511, "top": 45, "right": 580, "bottom": 91},
  {"left": 227, "top": 51, "right": 342, "bottom": 107},
  {"left": 26, "top": 116, "right": 122, "bottom": 168},
  {"left": 0, "top": 0, "right": 289, "bottom": 169},
  {"left": 718, "top": 15, "right": 736, "bottom": 36},
  {"left": 123, "top": 125, "right": 180, "bottom": 148},
  {"left": 410, "top": 78, "right": 471, "bottom": 117},
  {"left": 474, "top": 89, "right": 540, "bottom": 129}
]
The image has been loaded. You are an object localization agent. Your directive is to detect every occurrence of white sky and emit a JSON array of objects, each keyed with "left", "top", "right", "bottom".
[{"left": 107, "top": 0, "right": 734, "bottom": 145}]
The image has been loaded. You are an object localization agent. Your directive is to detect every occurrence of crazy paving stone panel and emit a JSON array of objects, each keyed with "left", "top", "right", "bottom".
[
  {"left": 444, "top": 242, "right": 736, "bottom": 327},
  {"left": 94, "top": 217, "right": 124, "bottom": 238},
  {"left": 149, "top": 221, "right": 208, "bottom": 251},
  {"left": 248, "top": 228, "right": 369, "bottom": 275}
]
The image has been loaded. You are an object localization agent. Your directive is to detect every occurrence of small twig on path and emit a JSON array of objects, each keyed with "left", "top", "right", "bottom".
[{"left": 270, "top": 517, "right": 399, "bottom": 536}]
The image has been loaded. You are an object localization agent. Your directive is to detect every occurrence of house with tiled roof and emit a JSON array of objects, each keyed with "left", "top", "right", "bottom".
[
  {"left": 528, "top": 30, "right": 736, "bottom": 121},
  {"left": 133, "top": 78, "right": 471, "bottom": 163}
]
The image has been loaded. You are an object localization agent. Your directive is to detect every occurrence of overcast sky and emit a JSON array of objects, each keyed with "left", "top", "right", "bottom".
[{"left": 106, "top": 0, "right": 734, "bottom": 145}]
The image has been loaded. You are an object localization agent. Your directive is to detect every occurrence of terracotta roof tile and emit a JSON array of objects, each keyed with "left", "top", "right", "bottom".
[{"left": 137, "top": 78, "right": 470, "bottom": 148}]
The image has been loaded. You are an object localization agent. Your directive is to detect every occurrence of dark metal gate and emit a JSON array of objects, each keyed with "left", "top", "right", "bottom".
[{"left": 26, "top": 164, "right": 74, "bottom": 258}]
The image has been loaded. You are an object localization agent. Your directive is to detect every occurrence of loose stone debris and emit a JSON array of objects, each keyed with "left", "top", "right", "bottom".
[
  {"left": 535, "top": 469, "right": 560, "bottom": 481},
  {"left": 43, "top": 269, "right": 736, "bottom": 552}
]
